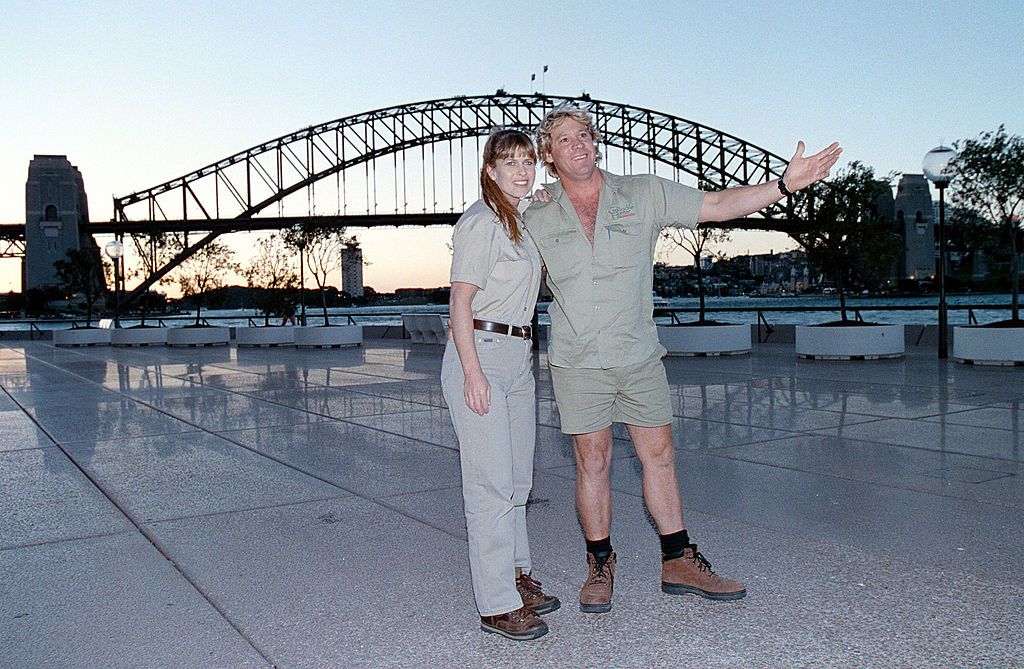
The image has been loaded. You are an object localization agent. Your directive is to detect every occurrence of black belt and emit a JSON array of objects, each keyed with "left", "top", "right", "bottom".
[{"left": 473, "top": 319, "right": 532, "bottom": 340}]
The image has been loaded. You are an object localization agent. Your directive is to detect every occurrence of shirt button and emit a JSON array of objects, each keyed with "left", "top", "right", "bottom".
[
  {"left": 594, "top": 306, "right": 600, "bottom": 310},
  {"left": 593, "top": 280, "right": 598, "bottom": 285}
]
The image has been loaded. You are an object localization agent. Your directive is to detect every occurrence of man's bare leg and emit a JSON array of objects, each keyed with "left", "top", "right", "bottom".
[
  {"left": 627, "top": 424, "right": 746, "bottom": 600},
  {"left": 625, "top": 423, "right": 684, "bottom": 534},
  {"left": 572, "top": 426, "right": 617, "bottom": 612},
  {"left": 572, "top": 427, "right": 614, "bottom": 539}
]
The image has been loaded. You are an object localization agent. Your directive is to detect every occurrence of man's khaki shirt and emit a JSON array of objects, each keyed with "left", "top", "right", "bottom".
[{"left": 524, "top": 170, "right": 704, "bottom": 369}]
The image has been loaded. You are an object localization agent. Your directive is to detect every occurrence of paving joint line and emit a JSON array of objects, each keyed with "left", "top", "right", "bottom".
[
  {"left": 0, "top": 528, "right": 136, "bottom": 554},
  {"left": 0, "top": 383, "right": 280, "bottom": 668},
  {"left": 14, "top": 345, "right": 474, "bottom": 544},
  {"left": 707, "top": 450, "right": 1024, "bottom": 510},
  {"left": 66, "top": 343, "right": 458, "bottom": 443},
  {"left": 146, "top": 493, "right": 357, "bottom": 525}
]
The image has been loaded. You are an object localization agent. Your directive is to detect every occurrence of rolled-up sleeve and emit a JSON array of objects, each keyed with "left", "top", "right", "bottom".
[
  {"left": 450, "top": 213, "right": 500, "bottom": 290},
  {"left": 649, "top": 175, "right": 704, "bottom": 230}
]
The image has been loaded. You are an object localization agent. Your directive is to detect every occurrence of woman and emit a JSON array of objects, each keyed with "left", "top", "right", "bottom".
[{"left": 441, "top": 128, "right": 559, "bottom": 640}]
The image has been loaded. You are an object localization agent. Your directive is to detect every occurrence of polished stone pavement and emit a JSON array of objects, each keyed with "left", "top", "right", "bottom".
[{"left": 1, "top": 339, "right": 1021, "bottom": 668}]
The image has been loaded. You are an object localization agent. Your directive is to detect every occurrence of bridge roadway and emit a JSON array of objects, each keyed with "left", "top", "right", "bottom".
[
  {"left": 0, "top": 213, "right": 806, "bottom": 241},
  {"left": 0, "top": 213, "right": 460, "bottom": 239}
]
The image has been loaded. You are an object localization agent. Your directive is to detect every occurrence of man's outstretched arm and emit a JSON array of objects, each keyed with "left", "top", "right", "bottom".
[{"left": 697, "top": 141, "right": 842, "bottom": 223}]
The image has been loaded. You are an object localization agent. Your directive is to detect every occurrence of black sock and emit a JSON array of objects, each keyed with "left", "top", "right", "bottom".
[
  {"left": 586, "top": 536, "right": 613, "bottom": 559},
  {"left": 660, "top": 530, "right": 692, "bottom": 559}
]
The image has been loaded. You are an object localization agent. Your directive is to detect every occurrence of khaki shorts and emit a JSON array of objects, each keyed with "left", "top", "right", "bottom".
[{"left": 549, "top": 353, "right": 672, "bottom": 434}]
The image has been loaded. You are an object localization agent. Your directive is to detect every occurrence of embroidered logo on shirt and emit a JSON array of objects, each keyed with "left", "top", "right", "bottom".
[{"left": 608, "top": 205, "right": 637, "bottom": 220}]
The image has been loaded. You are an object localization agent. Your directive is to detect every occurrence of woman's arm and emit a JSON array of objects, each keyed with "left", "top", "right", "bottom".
[{"left": 449, "top": 281, "right": 490, "bottom": 415}]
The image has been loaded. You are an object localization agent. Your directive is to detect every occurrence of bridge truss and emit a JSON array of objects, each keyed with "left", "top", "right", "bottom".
[
  {"left": 106, "top": 93, "right": 795, "bottom": 300},
  {"left": 0, "top": 235, "right": 25, "bottom": 259}
]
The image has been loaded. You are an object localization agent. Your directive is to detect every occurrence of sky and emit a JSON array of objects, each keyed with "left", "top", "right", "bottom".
[{"left": 2, "top": 0, "right": 1022, "bottom": 294}]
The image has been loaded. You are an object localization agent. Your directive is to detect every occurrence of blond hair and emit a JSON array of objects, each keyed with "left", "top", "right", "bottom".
[{"left": 535, "top": 106, "right": 603, "bottom": 177}]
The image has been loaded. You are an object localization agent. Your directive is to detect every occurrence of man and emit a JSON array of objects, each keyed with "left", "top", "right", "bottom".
[{"left": 525, "top": 107, "right": 841, "bottom": 612}]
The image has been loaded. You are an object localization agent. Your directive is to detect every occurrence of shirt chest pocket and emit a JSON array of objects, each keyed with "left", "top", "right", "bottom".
[
  {"left": 605, "top": 223, "right": 648, "bottom": 267},
  {"left": 492, "top": 245, "right": 528, "bottom": 281},
  {"left": 538, "top": 228, "right": 589, "bottom": 282},
  {"left": 495, "top": 244, "right": 521, "bottom": 263}
]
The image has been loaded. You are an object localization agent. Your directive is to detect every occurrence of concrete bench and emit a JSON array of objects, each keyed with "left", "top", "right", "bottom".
[
  {"left": 293, "top": 324, "right": 362, "bottom": 348},
  {"left": 53, "top": 327, "right": 111, "bottom": 347},
  {"left": 235, "top": 326, "right": 295, "bottom": 347},
  {"left": 401, "top": 314, "right": 423, "bottom": 342},
  {"left": 403, "top": 314, "right": 447, "bottom": 344},
  {"left": 166, "top": 326, "right": 231, "bottom": 347}
]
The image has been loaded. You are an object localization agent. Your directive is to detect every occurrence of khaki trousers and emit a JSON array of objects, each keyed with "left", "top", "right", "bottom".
[{"left": 441, "top": 336, "right": 535, "bottom": 617}]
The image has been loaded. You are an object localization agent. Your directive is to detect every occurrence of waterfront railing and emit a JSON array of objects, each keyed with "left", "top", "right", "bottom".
[
  {"left": 660, "top": 303, "right": 1011, "bottom": 326},
  {"left": 0, "top": 302, "right": 1014, "bottom": 340}
]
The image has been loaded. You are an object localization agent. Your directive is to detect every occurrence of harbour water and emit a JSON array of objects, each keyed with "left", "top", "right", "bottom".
[
  {"left": 4, "top": 293, "right": 1014, "bottom": 332},
  {"left": 204, "top": 293, "right": 1016, "bottom": 327}
]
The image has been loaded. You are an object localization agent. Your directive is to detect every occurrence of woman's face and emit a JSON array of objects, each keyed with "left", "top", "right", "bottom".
[{"left": 485, "top": 151, "right": 536, "bottom": 204}]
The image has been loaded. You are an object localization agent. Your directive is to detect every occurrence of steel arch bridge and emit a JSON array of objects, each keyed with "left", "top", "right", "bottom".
[{"left": 107, "top": 92, "right": 796, "bottom": 301}]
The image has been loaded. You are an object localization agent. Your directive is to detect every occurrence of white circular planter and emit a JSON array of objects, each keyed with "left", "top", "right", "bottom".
[
  {"left": 796, "top": 324, "right": 904, "bottom": 360},
  {"left": 953, "top": 325, "right": 1024, "bottom": 366},
  {"left": 236, "top": 326, "right": 295, "bottom": 347},
  {"left": 111, "top": 327, "right": 167, "bottom": 346},
  {"left": 166, "top": 326, "right": 230, "bottom": 347},
  {"left": 658, "top": 324, "right": 751, "bottom": 356},
  {"left": 293, "top": 325, "right": 362, "bottom": 348},
  {"left": 53, "top": 327, "right": 111, "bottom": 347}
]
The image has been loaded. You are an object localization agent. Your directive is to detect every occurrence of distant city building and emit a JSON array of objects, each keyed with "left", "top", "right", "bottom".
[
  {"left": 892, "top": 174, "right": 937, "bottom": 281},
  {"left": 340, "top": 241, "right": 363, "bottom": 297},
  {"left": 24, "top": 155, "right": 92, "bottom": 291},
  {"left": 652, "top": 262, "right": 694, "bottom": 296},
  {"left": 748, "top": 250, "right": 810, "bottom": 294}
]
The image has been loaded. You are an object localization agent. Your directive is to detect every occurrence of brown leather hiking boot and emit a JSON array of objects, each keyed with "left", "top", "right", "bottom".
[
  {"left": 479, "top": 605, "right": 549, "bottom": 640},
  {"left": 517, "top": 573, "right": 561, "bottom": 615},
  {"left": 661, "top": 545, "right": 746, "bottom": 600},
  {"left": 579, "top": 551, "right": 616, "bottom": 613}
]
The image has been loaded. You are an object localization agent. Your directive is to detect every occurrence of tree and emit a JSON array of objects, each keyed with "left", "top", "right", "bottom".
[
  {"left": 788, "top": 162, "right": 901, "bottom": 322},
  {"left": 128, "top": 232, "right": 177, "bottom": 325},
  {"left": 174, "top": 240, "right": 238, "bottom": 325},
  {"left": 951, "top": 125, "right": 1024, "bottom": 323},
  {"left": 243, "top": 233, "right": 298, "bottom": 325},
  {"left": 128, "top": 232, "right": 176, "bottom": 281},
  {"left": 53, "top": 247, "right": 108, "bottom": 325},
  {"left": 661, "top": 222, "right": 731, "bottom": 323},
  {"left": 283, "top": 221, "right": 351, "bottom": 326}
]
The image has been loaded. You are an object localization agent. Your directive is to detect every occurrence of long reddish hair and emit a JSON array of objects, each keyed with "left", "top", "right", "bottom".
[{"left": 480, "top": 128, "right": 537, "bottom": 245}]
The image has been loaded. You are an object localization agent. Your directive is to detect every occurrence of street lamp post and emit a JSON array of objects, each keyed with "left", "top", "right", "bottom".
[
  {"left": 923, "top": 146, "right": 957, "bottom": 359},
  {"left": 299, "top": 247, "right": 306, "bottom": 326},
  {"left": 291, "top": 224, "right": 307, "bottom": 326},
  {"left": 104, "top": 239, "right": 124, "bottom": 328}
]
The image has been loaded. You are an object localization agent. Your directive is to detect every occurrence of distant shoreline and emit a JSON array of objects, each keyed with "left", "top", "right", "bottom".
[{"left": 3, "top": 293, "right": 1017, "bottom": 330}]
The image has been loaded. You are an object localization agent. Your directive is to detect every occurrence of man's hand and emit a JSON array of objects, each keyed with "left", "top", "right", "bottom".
[
  {"left": 463, "top": 369, "right": 491, "bottom": 415},
  {"left": 782, "top": 141, "right": 843, "bottom": 192}
]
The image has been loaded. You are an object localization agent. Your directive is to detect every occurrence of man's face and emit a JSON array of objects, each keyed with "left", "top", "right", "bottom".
[{"left": 545, "top": 117, "right": 597, "bottom": 182}]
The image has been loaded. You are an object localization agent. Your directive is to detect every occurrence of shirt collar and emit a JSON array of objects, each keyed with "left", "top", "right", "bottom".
[{"left": 542, "top": 168, "right": 626, "bottom": 203}]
